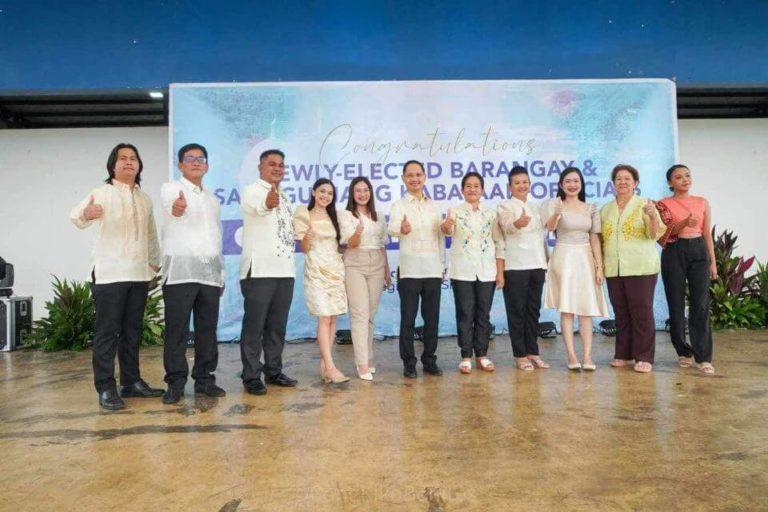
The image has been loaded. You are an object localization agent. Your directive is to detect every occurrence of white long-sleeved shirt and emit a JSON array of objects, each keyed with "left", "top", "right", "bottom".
[
  {"left": 497, "top": 197, "right": 548, "bottom": 271},
  {"left": 70, "top": 181, "right": 161, "bottom": 284},
  {"left": 339, "top": 209, "right": 388, "bottom": 249},
  {"left": 388, "top": 193, "right": 445, "bottom": 279},
  {"left": 239, "top": 179, "right": 295, "bottom": 279},
  {"left": 444, "top": 202, "right": 504, "bottom": 282},
  {"left": 160, "top": 178, "right": 224, "bottom": 287}
]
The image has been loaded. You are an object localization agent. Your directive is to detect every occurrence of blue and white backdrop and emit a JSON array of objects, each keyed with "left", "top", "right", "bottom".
[{"left": 169, "top": 79, "right": 678, "bottom": 340}]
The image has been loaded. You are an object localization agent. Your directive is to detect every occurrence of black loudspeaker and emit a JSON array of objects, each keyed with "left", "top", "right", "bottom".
[
  {"left": 335, "top": 329, "right": 353, "bottom": 345},
  {"left": 1, "top": 296, "right": 32, "bottom": 351},
  {"left": 0, "top": 262, "right": 14, "bottom": 297},
  {"left": 599, "top": 319, "right": 617, "bottom": 336},
  {"left": 538, "top": 322, "right": 557, "bottom": 338}
]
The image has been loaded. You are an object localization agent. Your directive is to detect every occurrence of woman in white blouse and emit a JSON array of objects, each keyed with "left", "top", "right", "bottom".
[
  {"left": 442, "top": 172, "right": 504, "bottom": 374},
  {"left": 340, "top": 177, "right": 391, "bottom": 380},
  {"left": 497, "top": 167, "right": 550, "bottom": 371}
]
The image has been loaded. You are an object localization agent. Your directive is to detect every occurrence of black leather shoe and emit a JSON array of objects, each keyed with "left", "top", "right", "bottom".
[
  {"left": 162, "top": 387, "right": 184, "bottom": 404},
  {"left": 244, "top": 379, "right": 267, "bottom": 395},
  {"left": 195, "top": 382, "right": 226, "bottom": 397},
  {"left": 423, "top": 364, "right": 443, "bottom": 376},
  {"left": 403, "top": 366, "right": 418, "bottom": 379},
  {"left": 99, "top": 388, "right": 125, "bottom": 410},
  {"left": 120, "top": 379, "right": 164, "bottom": 398},
  {"left": 265, "top": 373, "right": 298, "bottom": 387}
]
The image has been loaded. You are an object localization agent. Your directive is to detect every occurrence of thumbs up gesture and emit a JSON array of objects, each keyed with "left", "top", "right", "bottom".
[
  {"left": 400, "top": 214, "right": 412, "bottom": 235},
  {"left": 354, "top": 219, "right": 365, "bottom": 236},
  {"left": 554, "top": 198, "right": 564, "bottom": 215},
  {"left": 441, "top": 208, "right": 456, "bottom": 234},
  {"left": 642, "top": 199, "right": 656, "bottom": 217},
  {"left": 686, "top": 211, "right": 697, "bottom": 227},
  {"left": 305, "top": 225, "right": 315, "bottom": 242},
  {"left": 83, "top": 195, "right": 104, "bottom": 220},
  {"left": 172, "top": 190, "right": 187, "bottom": 217},
  {"left": 266, "top": 183, "right": 280, "bottom": 209},
  {"left": 514, "top": 207, "right": 531, "bottom": 229}
]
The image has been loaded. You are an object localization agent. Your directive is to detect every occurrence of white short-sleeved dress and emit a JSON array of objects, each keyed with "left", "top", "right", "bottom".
[{"left": 544, "top": 201, "right": 608, "bottom": 317}]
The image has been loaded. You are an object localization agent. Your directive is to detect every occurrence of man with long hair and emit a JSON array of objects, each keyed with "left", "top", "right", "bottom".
[{"left": 70, "top": 143, "right": 163, "bottom": 410}]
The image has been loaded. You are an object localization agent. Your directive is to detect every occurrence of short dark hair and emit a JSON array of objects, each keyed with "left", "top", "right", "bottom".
[
  {"left": 611, "top": 164, "right": 639, "bottom": 183},
  {"left": 346, "top": 176, "right": 378, "bottom": 222},
  {"left": 461, "top": 171, "right": 484, "bottom": 190},
  {"left": 556, "top": 167, "right": 586, "bottom": 202},
  {"left": 666, "top": 164, "right": 689, "bottom": 191},
  {"left": 508, "top": 166, "right": 528, "bottom": 183},
  {"left": 105, "top": 143, "right": 143, "bottom": 186},
  {"left": 178, "top": 143, "right": 208, "bottom": 162},
  {"left": 402, "top": 160, "right": 425, "bottom": 175},
  {"left": 260, "top": 149, "right": 285, "bottom": 161}
]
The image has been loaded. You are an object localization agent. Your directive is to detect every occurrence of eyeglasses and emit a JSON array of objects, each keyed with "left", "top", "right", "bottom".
[{"left": 183, "top": 156, "right": 208, "bottom": 164}]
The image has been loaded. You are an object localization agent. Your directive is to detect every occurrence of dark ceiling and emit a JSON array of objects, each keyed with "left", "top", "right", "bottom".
[{"left": 0, "top": 87, "right": 766, "bottom": 129}]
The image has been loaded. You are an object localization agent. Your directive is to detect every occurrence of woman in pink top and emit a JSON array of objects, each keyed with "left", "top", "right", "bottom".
[{"left": 656, "top": 165, "right": 717, "bottom": 375}]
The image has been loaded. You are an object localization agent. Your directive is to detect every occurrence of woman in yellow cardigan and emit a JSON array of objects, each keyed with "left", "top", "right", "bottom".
[{"left": 600, "top": 165, "right": 665, "bottom": 373}]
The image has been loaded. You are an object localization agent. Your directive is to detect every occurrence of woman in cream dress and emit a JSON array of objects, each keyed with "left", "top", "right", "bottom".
[
  {"left": 544, "top": 167, "right": 608, "bottom": 371},
  {"left": 294, "top": 178, "right": 349, "bottom": 383}
]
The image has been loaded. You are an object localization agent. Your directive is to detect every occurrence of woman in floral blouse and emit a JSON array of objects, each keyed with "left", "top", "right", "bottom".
[{"left": 441, "top": 172, "right": 504, "bottom": 374}]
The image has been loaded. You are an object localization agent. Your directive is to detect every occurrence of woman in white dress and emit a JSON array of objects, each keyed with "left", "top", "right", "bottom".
[
  {"left": 294, "top": 178, "right": 350, "bottom": 383},
  {"left": 544, "top": 167, "right": 608, "bottom": 371}
]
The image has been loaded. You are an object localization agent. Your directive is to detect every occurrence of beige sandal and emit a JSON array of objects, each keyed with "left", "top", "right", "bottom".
[
  {"left": 476, "top": 357, "right": 495, "bottom": 372},
  {"left": 528, "top": 357, "right": 550, "bottom": 369},
  {"left": 516, "top": 358, "right": 534, "bottom": 371},
  {"left": 459, "top": 360, "right": 472, "bottom": 374},
  {"left": 678, "top": 357, "right": 693, "bottom": 368},
  {"left": 697, "top": 362, "right": 715, "bottom": 375},
  {"left": 634, "top": 361, "right": 653, "bottom": 373}
]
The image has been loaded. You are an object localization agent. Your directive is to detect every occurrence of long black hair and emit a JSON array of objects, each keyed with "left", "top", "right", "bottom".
[
  {"left": 556, "top": 167, "right": 586, "bottom": 203},
  {"left": 345, "top": 176, "right": 378, "bottom": 222},
  {"left": 105, "top": 143, "right": 143, "bottom": 185},
  {"left": 308, "top": 178, "right": 341, "bottom": 243}
]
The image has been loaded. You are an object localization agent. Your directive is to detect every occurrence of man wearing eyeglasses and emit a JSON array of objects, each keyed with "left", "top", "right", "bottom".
[{"left": 159, "top": 143, "right": 226, "bottom": 404}]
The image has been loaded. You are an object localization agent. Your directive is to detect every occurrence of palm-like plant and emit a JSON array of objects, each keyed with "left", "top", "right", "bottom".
[{"left": 29, "top": 276, "right": 165, "bottom": 351}]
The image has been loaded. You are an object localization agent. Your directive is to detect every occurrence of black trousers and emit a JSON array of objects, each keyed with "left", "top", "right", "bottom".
[
  {"left": 502, "top": 269, "right": 546, "bottom": 357},
  {"left": 661, "top": 237, "right": 713, "bottom": 363},
  {"left": 398, "top": 276, "right": 441, "bottom": 368},
  {"left": 91, "top": 281, "right": 148, "bottom": 393},
  {"left": 452, "top": 279, "right": 495, "bottom": 358},
  {"left": 163, "top": 282, "right": 221, "bottom": 389},
  {"left": 240, "top": 277, "right": 294, "bottom": 383}
]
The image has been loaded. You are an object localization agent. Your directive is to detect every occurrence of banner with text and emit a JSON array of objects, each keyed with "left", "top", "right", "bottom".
[{"left": 169, "top": 79, "right": 678, "bottom": 340}]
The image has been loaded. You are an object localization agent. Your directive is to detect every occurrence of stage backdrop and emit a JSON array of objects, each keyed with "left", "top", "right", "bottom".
[{"left": 169, "top": 79, "right": 678, "bottom": 341}]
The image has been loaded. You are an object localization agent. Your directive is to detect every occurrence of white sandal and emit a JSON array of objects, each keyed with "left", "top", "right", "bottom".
[{"left": 476, "top": 357, "right": 495, "bottom": 372}]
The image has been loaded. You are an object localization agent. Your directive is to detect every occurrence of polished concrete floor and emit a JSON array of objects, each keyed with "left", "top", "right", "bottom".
[{"left": 1, "top": 330, "right": 767, "bottom": 512}]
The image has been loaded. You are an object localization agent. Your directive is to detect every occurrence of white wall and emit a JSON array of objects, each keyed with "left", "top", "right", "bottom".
[
  {"left": 1, "top": 120, "right": 766, "bottom": 320},
  {"left": 678, "top": 119, "right": 768, "bottom": 263},
  {"left": 0, "top": 127, "right": 169, "bottom": 319}
]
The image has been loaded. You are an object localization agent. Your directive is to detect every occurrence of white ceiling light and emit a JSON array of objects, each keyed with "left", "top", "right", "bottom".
[{"left": 149, "top": 91, "right": 164, "bottom": 99}]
